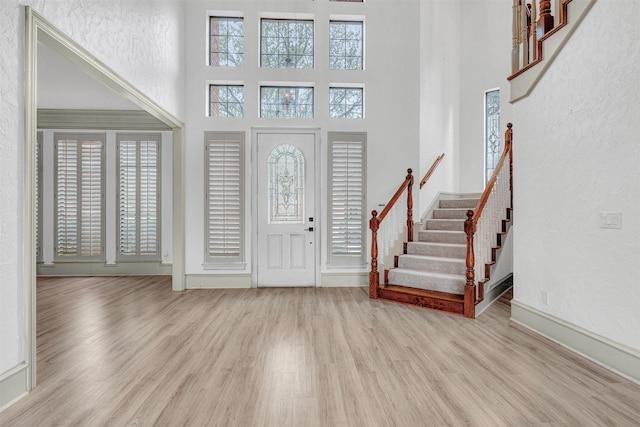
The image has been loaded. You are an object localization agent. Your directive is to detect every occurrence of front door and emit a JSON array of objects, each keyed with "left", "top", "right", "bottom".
[{"left": 256, "top": 132, "right": 316, "bottom": 287}]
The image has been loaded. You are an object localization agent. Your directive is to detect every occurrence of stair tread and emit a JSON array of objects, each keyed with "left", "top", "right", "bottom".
[
  {"left": 381, "top": 284, "right": 464, "bottom": 301},
  {"left": 399, "top": 254, "right": 464, "bottom": 263},
  {"left": 390, "top": 268, "right": 465, "bottom": 280},
  {"left": 409, "top": 242, "right": 465, "bottom": 247}
]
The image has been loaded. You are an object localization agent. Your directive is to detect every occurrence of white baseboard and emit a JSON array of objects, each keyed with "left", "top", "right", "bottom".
[
  {"left": 511, "top": 300, "right": 640, "bottom": 384},
  {"left": 320, "top": 271, "right": 367, "bottom": 287},
  {"left": 185, "top": 274, "right": 252, "bottom": 289},
  {"left": 0, "top": 363, "right": 29, "bottom": 413},
  {"left": 475, "top": 274, "right": 513, "bottom": 316}
]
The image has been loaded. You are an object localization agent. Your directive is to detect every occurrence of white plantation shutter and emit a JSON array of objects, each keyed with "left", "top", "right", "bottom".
[
  {"left": 55, "top": 134, "right": 105, "bottom": 260},
  {"left": 117, "top": 134, "right": 160, "bottom": 261},
  {"left": 205, "top": 132, "right": 244, "bottom": 265},
  {"left": 328, "top": 133, "right": 366, "bottom": 265}
]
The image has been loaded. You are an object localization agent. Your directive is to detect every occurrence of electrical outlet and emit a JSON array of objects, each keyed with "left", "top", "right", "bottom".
[{"left": 600, "top": 212, "right": 622, "bottom": 229}]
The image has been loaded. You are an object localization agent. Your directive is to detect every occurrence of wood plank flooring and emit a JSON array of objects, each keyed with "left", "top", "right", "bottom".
[{"left": 2, "top": 276, "right": 640, "bottom": 426}]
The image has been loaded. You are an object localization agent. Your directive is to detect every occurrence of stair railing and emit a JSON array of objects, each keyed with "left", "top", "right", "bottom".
[
  {"left": 419, "top": 153, "right": 445, "bottom": 189},
  {"left": 369, "top": 169, "right": 413, "bottom": 298},
  {"left": 464, "top": 124, "right": 513, "bottom": 317}
]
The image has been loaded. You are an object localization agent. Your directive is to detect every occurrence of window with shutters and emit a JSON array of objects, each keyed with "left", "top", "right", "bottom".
[
  {"left": 54, "top": 133, "right": 105, "bottom": 261},
  {"left": 204, "top": 132, "right": 245, "bottom": 267},
  {"left": 117, "top": 133, "right": 161, "bottom": 261},
  {"left": 328, "top": 132, "right": 366, "bottom": 266},
  {"left": 36, "top": 131, "right": 43, "bottom": 263}
]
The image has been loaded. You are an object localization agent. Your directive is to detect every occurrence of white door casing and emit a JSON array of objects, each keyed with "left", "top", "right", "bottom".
[{"left": 255, "top": 131, "right": 317, "bottom": 287}]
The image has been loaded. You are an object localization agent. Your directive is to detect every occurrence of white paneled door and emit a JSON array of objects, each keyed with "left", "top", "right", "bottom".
[{"left": 257, "top": 132, "right": 316, "bottom": 287}]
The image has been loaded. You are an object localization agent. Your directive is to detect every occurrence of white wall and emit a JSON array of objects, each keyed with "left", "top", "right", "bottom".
[
  {"left": 419, "top": 0, "right": 514, "bottom": 212},
  {"left": 0, "top": 0, "right": 185, "bottom": 378},
  {"left": 512, "top": 0, "right": 640, "bottom": 351},
  {"left": 459, "top": 0, "right": 513, "bottom": 193},
  {"left": 183, "top": 0, "right": 421, "bottom": 281},
  {"left": 419, "top": 0, "right": 461, "bottom": 214}
]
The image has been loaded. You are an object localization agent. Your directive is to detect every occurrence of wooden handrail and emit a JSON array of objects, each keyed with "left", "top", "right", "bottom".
[
  {"left": 474, "top": 123, "right": 513, "bottom": 219},
  {"left": 419, "top": 153, "right": 445, "bottom": 189},
  {"left": 465, "top": 124, "right": 513, "bottom": 315},
  {"left": 369, "top": 168, "right": 414, "bottom": 298}
]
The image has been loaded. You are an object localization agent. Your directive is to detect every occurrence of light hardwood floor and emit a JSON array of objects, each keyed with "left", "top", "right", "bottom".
[{"left": 2, "top": 276, "right": 640, "bottom": 426}]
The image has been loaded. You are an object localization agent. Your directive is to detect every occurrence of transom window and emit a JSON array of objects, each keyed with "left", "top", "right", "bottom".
[
  {"left": 329, "top": 87, "right": 364, "bottom": 118},
  {"left": 260, "top": 86, "right": 314, "bottom": 118},
  {"left": 209, "top": 85, "right": 244, "bottom": 117},
  {"left": 329, "top": 21, "right": 363, "bottom": 70},
  {"left": 261, "top": 19, "right": 314, "bottom": 68},
  {"left": 209, "top": 17, "right": 244, "bottom": 67}
]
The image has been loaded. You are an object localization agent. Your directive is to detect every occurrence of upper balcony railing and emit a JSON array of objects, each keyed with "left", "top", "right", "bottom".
[{"left": 511, "top": 0, "right": 560, "bottom": 75}]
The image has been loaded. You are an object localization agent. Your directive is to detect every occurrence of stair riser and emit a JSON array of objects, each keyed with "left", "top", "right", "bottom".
[
  {"left": 425, "top": 219, "right": 465, "bottom": 231},
  {"left": 419, "top": 231, "right": 466, "bottom": 245},
  {"left": 432, "top": 209, "right": 469, "bottom": 220},
  {"left": 406, "top": 243, "right": 466, "bottom": 258},
  {"left": 439, "top": 199, "right": 479, "bottom": 209},
  {"left": 388, "top": 270, "right": 465, "bottom": 294},
  {"left": 397, "top": 257, "right": 465, "bottom": 275}
]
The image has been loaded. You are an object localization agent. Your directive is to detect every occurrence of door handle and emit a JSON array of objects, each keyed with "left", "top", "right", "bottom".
[{"left": 306, "top": 227, "right": 314, "bottom": 232}]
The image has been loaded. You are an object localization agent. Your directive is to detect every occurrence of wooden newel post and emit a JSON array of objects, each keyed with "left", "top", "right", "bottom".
[
  {"left": 369, "top": 210, "right": 380, "bottom": 299},
  {"left": 406, "top": 168, "right": 414, "bottom": 243},
  {"left": 464, "top": 210, "right": 476, "bottom": 318},
  {"left": 537, "top": 0, "right": 554, "bottom": 38}
]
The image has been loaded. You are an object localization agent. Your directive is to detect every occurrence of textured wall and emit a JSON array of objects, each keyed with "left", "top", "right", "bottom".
[
  {"left": 0, "top": 0, "right": 185, "bottom": 375},
  {"left": 512, "top": 0, "right": 640, "bottom": 350}
]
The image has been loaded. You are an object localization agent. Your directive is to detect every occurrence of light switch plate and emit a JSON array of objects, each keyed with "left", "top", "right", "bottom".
[{"left": 600, "top": 212, "right": 622, "bottom": 229}]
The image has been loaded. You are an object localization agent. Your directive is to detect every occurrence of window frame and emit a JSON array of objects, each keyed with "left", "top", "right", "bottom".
[
  {"left": 260, "top": 86, "right": 315, "bottom": 119},
  {"left": 209, "top": 84, "right": 245, "bottom": 118},
  {"left": 53, "top": 132, "right": 106, "bottom": 262},
  {"left": 209, "top": 15, "right": 245, "bottom": 67},
  {"left": 260, "top": 18, "right": 315, "bottom": 69},
  {"left": 329, "top": 86, "right": 364, "bottom": 119},
  {"left": 329, "top": 19, "right": 364, "bottom": 70},
  {"left": 116, "top": 133, "right": 162, "bottom": 262},
  {"left": 484, "top": 88, "right": 501, "bottom": 185},
  {"left": 204, "top": 131, "right": 246, "bottom": 268},
  {"left": 327, "top": 132, "right": 367, "bottom": 267}
]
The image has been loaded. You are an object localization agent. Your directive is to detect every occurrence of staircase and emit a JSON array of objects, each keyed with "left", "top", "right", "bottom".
[
  {"left": 369, "top": 124, "right": 514, "bottom": 318},
  {"left": 387, "top": 195, "right": 479, "bottom": 296}
]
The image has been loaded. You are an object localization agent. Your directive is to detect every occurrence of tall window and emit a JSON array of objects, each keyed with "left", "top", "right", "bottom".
[
  {"left": 329, "top": 21, "right": 363, "bottom": 70},
  {"left": 36, "top": 131, "right": 43, "bottom": 263},
  {"left": 484, "top": 89, "right": 501, "bottom": 184},
  {"left": 328, "top": 132, "right": 366, "bottom": 265},
  {"left": 205, "top": 132, "right": 245, "bottom": 266},
  {"left": 261, "top": 19, "right": 314, "bottom": 68},
  {"left": 210, "top": 84, "right": 244, "bottom": 117},
  {"left": 260, "top": 86, "right": 314, "bottom": 118},
  {"left": 54, "top": 133, "right": 105, "bottom": 261},
  {"left": 117, "top": 134, "right": 161, "bottom": 261},
  {"left": 329, "top": 87, "right": 364, "bottom": 118},
  {"left": 209, "top": 16, "right": 244, "bottom": 67}
]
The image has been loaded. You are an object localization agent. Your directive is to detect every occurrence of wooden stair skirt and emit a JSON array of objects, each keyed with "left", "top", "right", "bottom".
[{"left": 379, "top": 195, "right": 480, "bottom": 317}]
